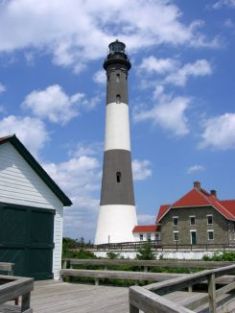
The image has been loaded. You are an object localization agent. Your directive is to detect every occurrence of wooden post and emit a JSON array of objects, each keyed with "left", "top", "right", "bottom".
[
  {"left": 129, "top": 303, "right": 139, "bottom": 313},
  {"left": 21, "top": 292, "right": 31, "bottom": 312},
  {"left": 208, "top": 273, "right": 216, "bottom": 313},
  {"left": 62, "top": 259, "right": 67, "bottom": 269},
  {"left": 188, "top": 285, "right": 192, "bottom": 292},
  {"left": 95, "top": 278, "right": 99, "bottom": 286},
  {"left": 144, "top": 266, "right": 148, "bottom": 273}
]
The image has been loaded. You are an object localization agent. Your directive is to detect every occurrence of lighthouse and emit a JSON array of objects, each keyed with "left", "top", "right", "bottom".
[{"left": 95, "top": 40, "right": 137, "bottom": 244}]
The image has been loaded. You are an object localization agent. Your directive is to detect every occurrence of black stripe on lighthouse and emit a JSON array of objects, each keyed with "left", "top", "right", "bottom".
[{"left": 100, "top": 149, "right": 135, "bottom": 205}]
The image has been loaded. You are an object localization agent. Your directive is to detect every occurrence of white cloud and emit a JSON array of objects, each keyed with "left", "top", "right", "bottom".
[
  {"left": 93, "top": 70, "right": 106, "bottom": 85},
  {"left": 0, "top": 115, "right": 49, "bottom": 155},
  {"left": 187, "top": 164, "right": 205, "bottom": 174},
  {"left": 138, "top": 56, "right": 177, "bottom": 74},
  {"left": 138, "top": 214, "right": 155, "bottom": 225},
  {"left": 134, "top": 92, "right": 190, "bottom": 136},
  {"left": 44, "top": 146, "right": 101, "bottom": 240},
  {"left": 0, "top": 83, "right": 6, "bottom": 93},
  {"left": 132, "top": 159, "right": 152, "bottom": 181},
  {"left": 200, "top": 113, "right": 235, "bottom": 150},
  {"left": 213, "top": 0, "right": 235, "bottom": 9},
  {"left": 0, "top": 0, "right": 218, "bottom": 71},
  {"left": 165, "top": 59, "right": 212, "bottom": 87},
  {"left": 22, "top": 84, "right": 98, "bottom": 125}
]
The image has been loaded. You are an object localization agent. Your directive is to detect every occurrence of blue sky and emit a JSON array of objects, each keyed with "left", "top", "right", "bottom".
[{"left": 0, "top": 0, "right": 235, "bottom": 241}]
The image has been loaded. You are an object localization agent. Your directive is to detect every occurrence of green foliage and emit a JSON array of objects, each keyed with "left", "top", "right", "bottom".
[
  {"left": 136, "top": 241, "right": 155, "bottom": 260},
  {"left": 106, "top": 251, "right": 120, "bottom": 259},
  {"left": 202, "top": 251, "right": 235, "bottom": 261},
  {"left": 62, "top": 237, "right": 96, "bottom": 259}
]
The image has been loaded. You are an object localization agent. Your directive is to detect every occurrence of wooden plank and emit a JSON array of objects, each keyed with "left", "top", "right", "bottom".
[
  {"left": 31, "top": 281, "right": 129, "bottom": 313},
  {"left": 216, "top": 281, "right": 235, "bottom": 297},
  {"left": 145, "top": 264, "right": 235, "bottom": 293},
  {"left": 67, "top": 258, "right": 233, "bottom": 269},
  {"left": 165, "top": 291, "right": 209, "bottom": 310},
  {"left": 0, "top": 276, "right": 33, "bottom": 306},
  {"left": 129, "top": 286, "right": 194, "bottom": 313},
  {"left": 60, "top": 269, "right": 182, "bottom": 282},
  {"left": 208, "top": 273, "right": 216, "bottom": 313}
]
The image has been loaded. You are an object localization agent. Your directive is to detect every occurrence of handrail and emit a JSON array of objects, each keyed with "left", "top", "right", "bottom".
[
  {"left": 0, "top": 275, "right": 34, "bottom": 312},
  {"left": 129, "top": 264, "right": 235, "bottom": 313},
  {"left": 62, "top": 258, "right": 233, "bottom": 270}
]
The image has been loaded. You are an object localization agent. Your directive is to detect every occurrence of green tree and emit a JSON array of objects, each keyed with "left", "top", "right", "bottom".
[{"left": 136, "top": 241, "right": 155, "bottom": 260}]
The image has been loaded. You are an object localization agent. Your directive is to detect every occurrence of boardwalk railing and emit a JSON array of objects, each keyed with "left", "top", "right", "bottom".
[
  {"left": 60, "top": 268, "right": 183, "bottom": 286},
  {"left": 129, "top": 264, "right": 235, "bottom": 313},
  {"left": 0, "top": 274, "right": 34, "bottom": 313},
  {"left": 62, "top": 258, "right": 233, "bottom": 271}
]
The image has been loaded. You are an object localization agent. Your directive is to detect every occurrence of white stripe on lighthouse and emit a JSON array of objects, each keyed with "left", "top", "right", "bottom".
[
  {"left": 95, "top": 204, "right": 137, "bottom": 244},
  {"left": 105, "top": 102, "right": 131, "bottom": 151}
]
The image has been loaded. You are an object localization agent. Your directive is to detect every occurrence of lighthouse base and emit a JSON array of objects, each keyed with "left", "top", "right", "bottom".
[{"left": 95, "top": 204, "right": 137, "bottom": 244}]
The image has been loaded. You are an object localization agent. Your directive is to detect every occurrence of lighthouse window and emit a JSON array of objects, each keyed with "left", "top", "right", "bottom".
[
  {"left": 116, "top": 73, "right": 120, "bottom": 83},
  {"left": 116, "top": 171, "right": 121, "bottom": 183},
  {"left": 116, "top": 94, "right": 121, "bottom": 103}
]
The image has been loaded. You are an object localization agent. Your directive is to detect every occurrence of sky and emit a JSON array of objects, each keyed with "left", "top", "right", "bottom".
[{"left": 0, "top": 0, "right": 235, "bottom": 242}]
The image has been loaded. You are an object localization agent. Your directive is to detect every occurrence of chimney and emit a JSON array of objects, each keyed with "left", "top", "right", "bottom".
[
  {"left": 210, "top": 190, "right": 217, "bottom": 197},
  {"left": 193, "top": 181, "right": 201, "bottom": 189}
]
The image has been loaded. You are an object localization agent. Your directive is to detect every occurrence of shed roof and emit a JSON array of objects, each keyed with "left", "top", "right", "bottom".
[{"left": 0, "top": 135, "right": 72, "bottom": 206}]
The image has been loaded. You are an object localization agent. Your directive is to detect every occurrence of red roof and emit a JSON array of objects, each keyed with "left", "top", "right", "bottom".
[
  {"left": 156, "top": 204, "right": 170, "bottom": 222},
  {"left": 220, "top": 200, "right": 235, "bottom": 217},
  {"left": 133, "top": 225, "right": 158, "bottom": 233},
  {"left": 157, "top": 184, "right": 235, "bottom": 222}
]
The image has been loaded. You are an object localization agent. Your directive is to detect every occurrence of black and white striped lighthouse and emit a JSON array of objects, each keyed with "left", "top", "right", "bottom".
[{"left": 95, "top": 40, "right": 137, "bottom": 244}]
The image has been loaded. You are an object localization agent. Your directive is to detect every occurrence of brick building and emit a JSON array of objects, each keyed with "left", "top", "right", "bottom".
[{"left": 133, "top": 181, "right": 235, "bottom": 247}]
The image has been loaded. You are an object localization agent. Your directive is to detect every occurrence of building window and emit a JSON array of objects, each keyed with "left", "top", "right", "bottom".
[
  {"left": 116, "top": 94, "right": 121, "bottom": 103},
  {"left": 207, "top": 215, "right": 213, "bottom": 225},
  {"left": 116, "top": 73, "right": 120, "bottom": 83},
  {"left": 139, "top": 234, "right": 143, "bottom": 241},
  {"left": 155, "top": 233, "right": 161, "bottom": 241},
  {"left": 116, "top": 171, "right": 121, "bottom": 183},
  {"left": 190, "top": 216, "right": 196, "bottom": 225},
  {"left": 173, "top": 231, "right": 179, "bottom": 241},
  {"left": 173, "top": 216, "right": 178, "bottom": 226},
  {"left": 208, "top": 230, "right": 214, "bottom": 240},
  {"left": 147, "top": 233, "right": 151, "bottom": 241}
]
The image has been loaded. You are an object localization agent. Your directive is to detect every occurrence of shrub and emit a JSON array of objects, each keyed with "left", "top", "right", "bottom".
[{"left": 136, "top": 241, "right": 155, "bottom": 260}]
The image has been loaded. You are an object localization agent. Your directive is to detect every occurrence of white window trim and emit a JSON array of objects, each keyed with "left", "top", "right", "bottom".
[
  {"left": 173, "top": 230, "right": 179, "bottom": 241},
  {"left": 189, "top": 215, "right": 196, "bottom": 225},
  {"left": 139, "top": 233, "right": 143, "bottom": 241},
  {"left": 172, "top": 216, "right": 179, "bottom": 226},
  {"left": 207, "top": 230, "right": 214, "bottom": 241},
  {"left": 207, "top": 214, "right": 213, "bottom": 225}
]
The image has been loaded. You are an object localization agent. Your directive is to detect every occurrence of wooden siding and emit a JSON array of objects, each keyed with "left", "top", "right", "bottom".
[{"left": 0, "top": 143, "right": 64, "bottom": 279}]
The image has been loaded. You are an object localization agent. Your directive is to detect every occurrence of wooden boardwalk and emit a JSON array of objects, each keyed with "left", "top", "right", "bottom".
[
  {"left": 31, "top": 280, "right": 129, "bottom": 313},
  {"left": 30, "top": 280, "right": 235, "bottom": 313}
]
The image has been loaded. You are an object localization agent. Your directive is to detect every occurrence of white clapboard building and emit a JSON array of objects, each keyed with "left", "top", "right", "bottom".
[{"left": 0, "top": 135, "right": 72, "bottom": 280}]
